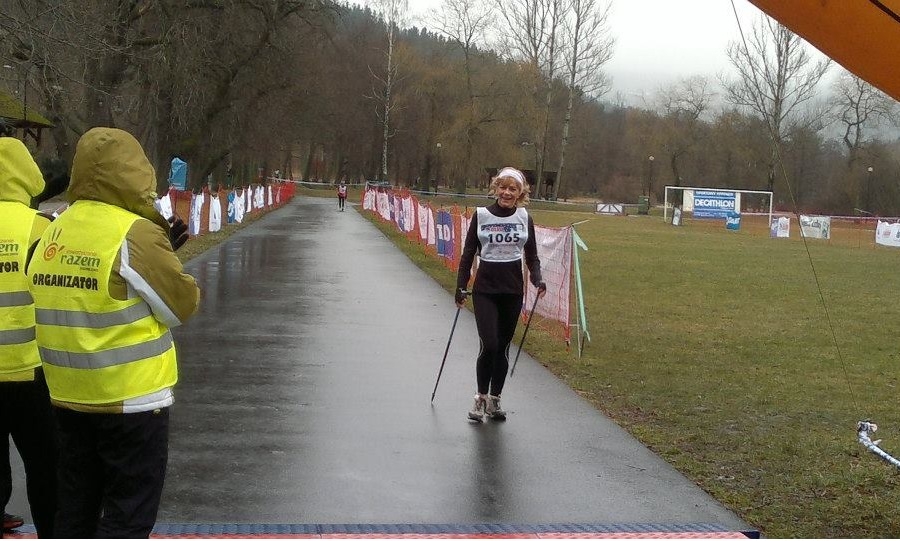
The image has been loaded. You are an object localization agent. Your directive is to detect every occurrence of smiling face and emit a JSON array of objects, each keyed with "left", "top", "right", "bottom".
[
  {"left": 492, "top": 177, "right": 525, "bottom": 208},
  {"left": 495, "top": 178, "right": 523, "bottom": 208}
]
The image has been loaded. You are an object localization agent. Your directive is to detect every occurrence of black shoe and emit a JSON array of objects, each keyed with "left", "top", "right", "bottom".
[{"left": 3, "top": 513, "right": 24, "bottom": 532}]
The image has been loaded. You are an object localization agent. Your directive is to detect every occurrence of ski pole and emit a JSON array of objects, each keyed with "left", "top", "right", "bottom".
[
  {"left": 510, "top": 291, "right": 541, "bottom": 377},
  {"left": 431, "top": 290, "right": 468, "bottom": 403}
]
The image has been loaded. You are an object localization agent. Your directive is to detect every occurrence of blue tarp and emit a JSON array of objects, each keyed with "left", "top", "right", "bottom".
[{"left": 169, "top": 157, "right": 188, "bottom": 190}]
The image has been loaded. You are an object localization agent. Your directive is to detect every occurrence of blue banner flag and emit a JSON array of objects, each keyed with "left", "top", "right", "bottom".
[
  {"left": 436, "top": 210, "right": 454, "bottom": 259},
  {"left": 693, "top": 190, "right": 736, "bottom": 219}
]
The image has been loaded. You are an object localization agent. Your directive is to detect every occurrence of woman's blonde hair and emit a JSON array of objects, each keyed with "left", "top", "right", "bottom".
[{"left": 488, "top": 167, "right": 531, "bottom": 205}]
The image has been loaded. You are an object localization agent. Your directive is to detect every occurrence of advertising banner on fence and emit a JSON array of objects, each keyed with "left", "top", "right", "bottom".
[
  {"left": 400, "top": 196, "right": 416, "bottom": 234},
  {"left": 876, "top": 220, "right": 900, "bottom": 247},
  {"left": 725, "top": 211, "right": 741, "bottom": 230},
  {"left": 596, "top": 203, "right": 624, "bottom": 215},
  {"left": 799, "top": 215, "right": 831, "bottom": 239},
  {"left": 770, "top": 216, "right": 790, "bottom": 238},
  {"left": 526, "top": 226, "right": 571, "bottom": 333},
  {"left": 693, "top": 190, "right": 737, "bottom": 219},
  {"left": 436, "top": 209, "right": 454, "bottom": 259}
]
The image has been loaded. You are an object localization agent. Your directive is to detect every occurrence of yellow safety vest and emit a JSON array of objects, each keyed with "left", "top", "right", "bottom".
[
  {"left": 28, "top": 200, "right": 177, "bottom": 404},
  {"left": 0, "top": 202, "right": 41, "bottom": 380}
]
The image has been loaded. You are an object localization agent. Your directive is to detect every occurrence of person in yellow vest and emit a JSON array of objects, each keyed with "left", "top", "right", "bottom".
[
  {"left": 27, "top": 127, "right": 199, "bottom": 538},
  {"left": 0, "top": 137, "right": 59, "bottom": 538}
]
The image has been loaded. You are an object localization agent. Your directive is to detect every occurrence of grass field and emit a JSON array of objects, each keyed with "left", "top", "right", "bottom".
[
  {"left": 184, "top": 189, "right": 900, "bottom": 537},
  {"left": 361, "top": 197, "right": 900, "bottom": 538}
]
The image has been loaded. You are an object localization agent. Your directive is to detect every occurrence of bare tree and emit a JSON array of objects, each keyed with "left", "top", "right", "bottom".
[
  {"left": 832, "top": 71, "right": 898, "bottom": 163},
  {"left": 369, "top": 0, "right": 408, "bottom": 181},
  {"left": 497, "top": 0, "right": 563, "bottom": 198},
  {"left": 723, "top": 15, "right": 831, "bottom": 195},
  {"left": 1, "top": 0, "right": 330, "bottom": 189},
  {"left": 553, "top": 0, "right": 613, "bottom": 200},
  {"left": 652, "top": 75, "right": 714, "bottom": 198},
  {"left": 428, "top": 0, "right": 494, "bottom": 192},
  {"left": 495, "top": 0, "right": 552, "bottom": 67},
  {"left": 830, "top": 70, "right": 899, "bottom": 211}
]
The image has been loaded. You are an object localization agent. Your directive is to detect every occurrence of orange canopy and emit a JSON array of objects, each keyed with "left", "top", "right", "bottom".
[{"left": 747, "top": 0, "right": 900, "bottom": 101}]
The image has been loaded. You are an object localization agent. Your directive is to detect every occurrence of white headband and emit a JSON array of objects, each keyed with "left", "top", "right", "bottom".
[{"left": 496, "top": 167, "right": 526, "bottom": 187}]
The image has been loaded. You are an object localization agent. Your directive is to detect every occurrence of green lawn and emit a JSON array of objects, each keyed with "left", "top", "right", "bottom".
[
  {"left": 183, "top": 190, "right": 900, "bottom": 537},
  {"left": 364, "top": 202, "right": 900, "bottom": 538}
]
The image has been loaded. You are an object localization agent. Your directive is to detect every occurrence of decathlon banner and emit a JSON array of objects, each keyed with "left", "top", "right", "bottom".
[
  {"left": 799, "top": 215, "right": 831, "bottom": 239},
  {"left": 436, "top": 209, "right": 454, "bottom": 259},
  {"left": 876, "top": 220, "right": 900, "bottom": 247},
  {"left": 524, "top": 226, "right": 572, "bottom": 338},
  {"left": 693, "top": 190, "right": 736, "bottom": 219}
]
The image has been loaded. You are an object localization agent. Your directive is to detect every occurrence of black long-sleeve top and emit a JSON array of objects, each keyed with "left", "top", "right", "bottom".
[{"left": 456, "top": 202, "right": 542, "bottom": 295}]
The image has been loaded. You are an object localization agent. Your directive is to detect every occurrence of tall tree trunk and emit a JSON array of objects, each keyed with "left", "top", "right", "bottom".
[
  {"left": 381, "top": 23, "right": 394, "bottom": 182},
  {"left": 554, "top": 81, "right": 576, "bottom": 200}
]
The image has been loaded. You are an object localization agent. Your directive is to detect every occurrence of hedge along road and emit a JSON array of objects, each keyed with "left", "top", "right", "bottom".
[{"left": 9, "top": 195, "right": 752, "bottom": 531}]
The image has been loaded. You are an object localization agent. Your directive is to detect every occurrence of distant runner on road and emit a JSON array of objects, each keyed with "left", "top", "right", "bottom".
[{"left": 338, "top": 181, "right": 348, "bottom": 211}]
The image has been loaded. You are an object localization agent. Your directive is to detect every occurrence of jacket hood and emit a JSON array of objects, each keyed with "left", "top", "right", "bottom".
[
  {"left": 0, "top": 137, "right": 45, "bottom": 205},
  {"left": 68, "top": 127, "right": 167, "bottom": 228}
]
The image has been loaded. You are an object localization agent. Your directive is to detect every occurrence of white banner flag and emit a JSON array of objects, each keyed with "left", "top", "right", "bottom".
[
  {"left": 876, "top": 220, "right": 900, "bottom": 247},
  {"left": 524, "top": 226, "right": 571, "bottom": 329},
  {"left": 799, "top": 215, "right": 831, "bottom": 239},
  {"left": 208, "top": 194, "right": 222, "bottom": 232},
  {"left": 416, "top": 201, "right": 430, "bottom": 242},
  {"left": 770, "top": 216, "right": 790, "bottom": 238}
]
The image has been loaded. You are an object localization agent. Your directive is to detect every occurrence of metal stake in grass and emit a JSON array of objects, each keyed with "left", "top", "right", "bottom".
[{"left": 510, "top": 292, "right": 541, "bottom": 377}]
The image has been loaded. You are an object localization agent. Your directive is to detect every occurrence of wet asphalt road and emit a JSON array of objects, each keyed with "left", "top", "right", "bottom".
[{"left": 9, "top": 195, "right": 750, "bottom": 530}]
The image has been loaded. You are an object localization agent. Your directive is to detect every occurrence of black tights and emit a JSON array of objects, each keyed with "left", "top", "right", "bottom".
[{"left": 472, "top": 292, "right": 523, "bottom": 396}]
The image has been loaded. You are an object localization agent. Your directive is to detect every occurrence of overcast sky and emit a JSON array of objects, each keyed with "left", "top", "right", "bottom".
[{"left": 398, "top": 0, "right": 780, "bottom": 99}]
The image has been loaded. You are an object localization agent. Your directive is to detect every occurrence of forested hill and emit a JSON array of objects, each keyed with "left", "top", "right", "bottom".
[{"left": 2, "top": 0, "right": 899, "bottom": 214}]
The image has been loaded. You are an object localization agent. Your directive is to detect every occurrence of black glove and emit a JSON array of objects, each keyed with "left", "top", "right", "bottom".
[
  {"left": 455, "top": 288, "right": 468, "bottom": 304},
  {"left": 167, "top": 215, "right": 189, "bottom": 251},
  {"left": 537, "top": 281, "right": 547, "bottom": 293}
]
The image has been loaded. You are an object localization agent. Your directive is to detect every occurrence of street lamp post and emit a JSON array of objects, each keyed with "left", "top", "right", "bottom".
[
  {"left": 867, "top": 166, "right": 873, "bottom": 213},
  {"left": 521, "top": 141, "right": 538, "bottom": 186},
  {"left": 435, "top": 142, "right": 442, "bottom": 191},
  {"left": 647, "top": 155, "right": 655, "bottom": 199}
]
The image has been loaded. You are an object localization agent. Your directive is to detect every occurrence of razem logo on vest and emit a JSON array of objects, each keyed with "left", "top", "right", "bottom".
[
  {"left": 42, "top": 229, "right": 64, "bottom": 260},
  {"left": 693, "top": 190, "right": 737, "bottom": 219}
]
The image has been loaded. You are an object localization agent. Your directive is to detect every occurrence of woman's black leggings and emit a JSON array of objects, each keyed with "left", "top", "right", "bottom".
[{"left": 472, "top": 292, "right": 523, "bottom": 396}]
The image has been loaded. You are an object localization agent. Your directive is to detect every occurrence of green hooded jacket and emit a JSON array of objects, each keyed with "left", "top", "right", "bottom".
[
  {"left": 0, "top": 137, "right": 50, "bottom": 381},
  {"left": 33, "top": 127, "right": 200, "bottom": 412}
]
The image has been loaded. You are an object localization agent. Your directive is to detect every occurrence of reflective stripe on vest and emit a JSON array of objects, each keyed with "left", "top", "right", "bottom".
[
  {"left": 40, "top": 330, "right": 173, "bottom": 369},
  {"left": 28, "top": 200, "right": 178, "bottom": 404},
  {"left": 0, "top": 291, "right": 32, "bottom": 307},
  {"left": 36, "top": 303, "right": 152, "bottom": 328},
  {"left": 0, "top": 327, "right": 36, "bottom": 345},
  {"left": 0, "top": 202, "right": 41, "bottom": 374}
]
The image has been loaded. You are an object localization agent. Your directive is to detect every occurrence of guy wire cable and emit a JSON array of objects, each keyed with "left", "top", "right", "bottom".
[{"left": 728, "top": 1, "right": 868, "bottom": 427}]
